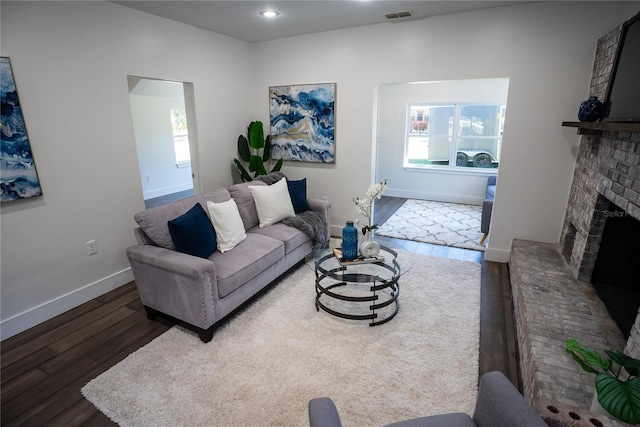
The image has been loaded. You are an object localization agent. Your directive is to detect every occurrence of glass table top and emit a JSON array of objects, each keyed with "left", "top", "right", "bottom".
[{"left": 305, "top": 238, "right": 413, "bottom": 279}]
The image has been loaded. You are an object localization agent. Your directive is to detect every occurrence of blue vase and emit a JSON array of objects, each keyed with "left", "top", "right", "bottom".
[
  {"left": 578, "top": 96, "right": 604, "bottom": 122},
  {"left": 342, "top": 221, "right": 358, "bottom": 260}
]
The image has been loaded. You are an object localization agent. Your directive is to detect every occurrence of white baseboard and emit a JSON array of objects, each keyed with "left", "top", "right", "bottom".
[
  {"left": 0, "top": 268, "right": 134, "bottom": 341},
  {"left": 484, "top": 247, "right": 510, "bottom": 263},
  {"left": 384, "top": 189, "right": 484, "bottom": 206},
  {"left": 143, "top": 183, "right": 193, "bottom": 200}
]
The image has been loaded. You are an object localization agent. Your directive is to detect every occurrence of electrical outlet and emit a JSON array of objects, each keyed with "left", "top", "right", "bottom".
[
  {"left": 86, "top": 240, "right": 98, "bottom": 256},
  {"left": 146, "top": 175, "right": 151, "bottom": 182}
]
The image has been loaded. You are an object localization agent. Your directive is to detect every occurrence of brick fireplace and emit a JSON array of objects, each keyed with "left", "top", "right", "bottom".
[
  {"left": 509, "top": 17, "right": 640, "bottom": 427},
  {"left": 559, "top": 21, "right": 640, "bottom": 356}
]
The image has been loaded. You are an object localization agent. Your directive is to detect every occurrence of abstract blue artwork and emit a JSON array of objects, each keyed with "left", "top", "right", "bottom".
[
  {"left": 1, "top": 57, "right": 42, "bottom": 202},
  {"left": 269, "top": 83, "right": 335, "bottom": 163}
]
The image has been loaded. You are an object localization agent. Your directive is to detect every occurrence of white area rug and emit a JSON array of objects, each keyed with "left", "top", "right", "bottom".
[
  {"left": 82, "top": 254, "right": 481, "bottom": 426},
  {"left": 376, "top": 199, "right": 485, "bottom": 251}
]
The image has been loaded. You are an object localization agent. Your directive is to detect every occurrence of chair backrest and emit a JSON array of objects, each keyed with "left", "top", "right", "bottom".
[{"left": 473, "top": 372, "right": 546, "bottom": 427}]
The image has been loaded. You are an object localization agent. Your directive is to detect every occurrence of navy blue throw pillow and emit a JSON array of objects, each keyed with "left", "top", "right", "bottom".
[
  {"left": 287, "top": 178, "right": 310, "bottom": 214},
  {"left": 168, "top": 203, "right": 217, "bottom": 258}
]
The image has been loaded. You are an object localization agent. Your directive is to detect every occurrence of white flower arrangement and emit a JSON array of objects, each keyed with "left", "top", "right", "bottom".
[{"left": 353, "top": 180, "right": 388, "bottom": 235}]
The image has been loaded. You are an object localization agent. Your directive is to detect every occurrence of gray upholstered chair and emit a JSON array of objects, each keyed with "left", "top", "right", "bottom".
[
  {"left": 308, "top": 371, "right": 546, "bottom": 427},
  {"left": 479, "top": 175, "right": 497, "bottom": 245}
]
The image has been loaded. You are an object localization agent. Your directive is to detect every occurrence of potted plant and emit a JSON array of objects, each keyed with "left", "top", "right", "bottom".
[
  {"left": 233, "top": 121, "right": 283, "bottom": 182},
  {"left": 565, "top": 339, "right": 640, "bottom": 424}
]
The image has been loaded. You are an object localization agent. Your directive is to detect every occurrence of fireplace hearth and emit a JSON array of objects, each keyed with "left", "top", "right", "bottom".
[{"left": 509, "top": 240, "right": 627, "bottom": 426}]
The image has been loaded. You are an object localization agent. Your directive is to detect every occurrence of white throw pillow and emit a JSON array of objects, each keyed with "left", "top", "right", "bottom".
[
  {"left": 207, "top": 199, "right": 247, "bottom": 253},
  {"left": 248, "top": 177, "right": 296, "bottom": 228}
]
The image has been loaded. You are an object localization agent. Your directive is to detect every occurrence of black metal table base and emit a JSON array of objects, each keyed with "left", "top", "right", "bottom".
[{"left": 314, "top": 249, "right": 401, "bottom": 326}]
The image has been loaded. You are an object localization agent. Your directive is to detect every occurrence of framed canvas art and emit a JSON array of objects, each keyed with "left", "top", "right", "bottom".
[
  {"left": 1, "top": 57, "right": 42, "bottom": 202},
  {"left": 269, "top": 83, "right": 335, "bottom": 163}
]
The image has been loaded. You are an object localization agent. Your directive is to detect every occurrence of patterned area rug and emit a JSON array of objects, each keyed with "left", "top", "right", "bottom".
[{"left": 376, "top": 199, "right": 485, "bottom": 251}]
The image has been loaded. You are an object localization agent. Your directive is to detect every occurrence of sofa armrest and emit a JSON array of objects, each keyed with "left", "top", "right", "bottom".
[
  {"left": 481, "top": 199, "right": 493, "bottom": 234},
  {"left": 308, "top": 198, "right": 331, "bottom": 243},
  {"left": 126, "top": 244, "right": 216, "bottom": 280},
  {"left": 308, "top": 198, "right": 331, "bottom": 217},
  {"left": 309, "top": 398, "right": 343, "bottom": 427},
  {"left": 473, "top": 371, "right": 546, "bottom": 427},
  {"left": 126, "top": 244, "right": 219, "bottom": 329}
]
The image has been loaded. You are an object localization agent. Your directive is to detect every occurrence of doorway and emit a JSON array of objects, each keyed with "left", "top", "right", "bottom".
[{"left": 128, "top": 77, "right": 200, "bottom": 208}]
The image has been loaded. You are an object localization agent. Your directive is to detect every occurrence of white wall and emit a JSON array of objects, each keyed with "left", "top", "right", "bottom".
[
  {"left": 129, "top": 79, "right": 193, "bottom": 200},
  {"left": 0, "top": 1, "right": 253, "bottom": 339},
  {"left": 376, "top": 78, "right": 508, "bottom": 205},
  {"left": 251, "top": 2, "right": 629, "bottom": 261}
]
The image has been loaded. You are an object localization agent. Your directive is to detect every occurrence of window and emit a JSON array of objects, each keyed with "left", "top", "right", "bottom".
[
  {"left": 170, "top": 109, "right": 190, "bottom": 168},
  {"left": 405, "top": 104, "right": 505, "bottom": 169}
]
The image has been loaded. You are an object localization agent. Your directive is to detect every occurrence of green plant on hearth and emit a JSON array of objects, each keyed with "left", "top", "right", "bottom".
[
  {"left": 565, "top": 339, "right": 640, "bottom": 424},
  {"left": 233, "top": 121, "right": 283, "bottom": 182}
]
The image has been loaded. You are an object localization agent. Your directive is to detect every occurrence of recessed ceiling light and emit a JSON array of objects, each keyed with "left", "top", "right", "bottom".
[{"left": 260, "top": 10, "right": 280, "bottom": 18}]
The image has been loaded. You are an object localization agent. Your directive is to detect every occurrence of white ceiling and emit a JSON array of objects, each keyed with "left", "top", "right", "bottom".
[{"left": 113, "top": 1, "right": 529, "bottom": 43}]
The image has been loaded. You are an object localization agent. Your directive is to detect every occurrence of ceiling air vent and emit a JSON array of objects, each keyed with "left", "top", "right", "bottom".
[{"left": 384, "top": 11, "right": 413, "bottom": 20}]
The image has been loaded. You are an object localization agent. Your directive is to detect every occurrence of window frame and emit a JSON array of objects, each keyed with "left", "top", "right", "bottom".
[
  {"left": 403, "top": 102, "right": 504, "bottom": 173},
  {"left": 170, "top": 108, "right": 191, "bottom": 168}
]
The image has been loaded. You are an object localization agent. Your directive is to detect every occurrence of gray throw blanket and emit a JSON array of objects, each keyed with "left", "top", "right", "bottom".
[
  {"left": 281, "top": 210, "right": 329, "bottom": 249},
  {"left": 255, "top": 172, "right": 328, "bottom": 248},
  {"left": 255, "top": 172, "right": 286, "bottom": 185}
]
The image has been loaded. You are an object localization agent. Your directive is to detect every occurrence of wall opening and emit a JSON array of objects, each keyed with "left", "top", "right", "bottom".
[{"left": 128, "top": 77, "right": 200, "bottom": 208}]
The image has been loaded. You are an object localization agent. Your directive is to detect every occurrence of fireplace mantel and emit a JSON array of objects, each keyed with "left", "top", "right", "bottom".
[{"left": 562, "top": 121, "right": 640, "bottom": 135}]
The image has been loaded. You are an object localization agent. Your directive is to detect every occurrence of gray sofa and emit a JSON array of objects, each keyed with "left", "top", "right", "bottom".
[
  {"left": 479, "top": 175, "right": 496, "bottom": 245},
  {"left": 126, "top": 176, "right": 330, "bottom": 343},
  {"left": 308, "top": 371, "right": 546, "bottom": 427}
]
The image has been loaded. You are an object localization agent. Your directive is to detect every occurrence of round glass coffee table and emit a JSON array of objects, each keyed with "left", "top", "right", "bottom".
[{"left": 308, "top": 244, "right": 412, "bottom": 326}]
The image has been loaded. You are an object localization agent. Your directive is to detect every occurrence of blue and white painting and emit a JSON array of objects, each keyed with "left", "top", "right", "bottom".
[
  {"left": 1, "top": 57, "right": 42, "bottom": 202},
  {"left": 269, "top": 83, "right": 335, "bottom": 163}
]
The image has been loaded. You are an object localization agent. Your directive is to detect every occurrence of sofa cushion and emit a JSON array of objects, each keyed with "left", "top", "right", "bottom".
[
  {"left": 287, "top": 178, "right": 310, "bottom": 214},
  {"left": 210, "top": 233, "right": 285, "bottom": 298},
  {"left": 134, "top": 188, "right": 231, "bottom": 250},
  {"left": 207, "top": 199, "right": 247, "bottom": 253},
  {"left": 249, "top": 177, "right": 295, "bottom": 228},
  {"left": 228, "top": 180, "right": 265, "bottom": 230},
  {"left": 167, "top": 203, "right": 217, "bottom": 258},
  {"left": 248, "top": 223, "right": 309, "bottom": 254}
]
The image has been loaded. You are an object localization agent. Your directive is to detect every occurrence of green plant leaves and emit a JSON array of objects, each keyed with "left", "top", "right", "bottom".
[
  {"left": 565, "top": 339, "right": 612, "bottom": 374},
  {"left": 238, "top": 135, "right": 251, "bottom": 162},
  {"left": 607, "top": 350, "right": 640, "bottom": 377},
  {"left": 235, "top": 121, "right": 281, "bottom": 182},
  {"left": 565, "top": 339, "right": 640, "bottom": 424},
  {"left": 271, "top": 158, "right": 283, "bottom": 172},
  {"left": 263, "top": 135, "right": 272, "bottom": 162},
  {"left": 233, "top": 159, "right": 252, "bottom": 182},
  {"left": 595, "top": 373, "right": 640, "bottom": 424},
  {"left": 248, "top": 155, "right": 267, "bottom": 176},
  {"left": 248, "top": 121, "right": 265, "bottom": 150}
]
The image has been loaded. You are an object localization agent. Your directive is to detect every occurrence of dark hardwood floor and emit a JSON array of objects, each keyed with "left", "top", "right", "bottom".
[{"left": 0, "top": 196, "right": 518, "bottom": 426}]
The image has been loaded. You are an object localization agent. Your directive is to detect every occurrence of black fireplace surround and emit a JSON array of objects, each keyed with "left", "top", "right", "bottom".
[{"left": 590, "top": 203, "right": 640, "bottom": 339}]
